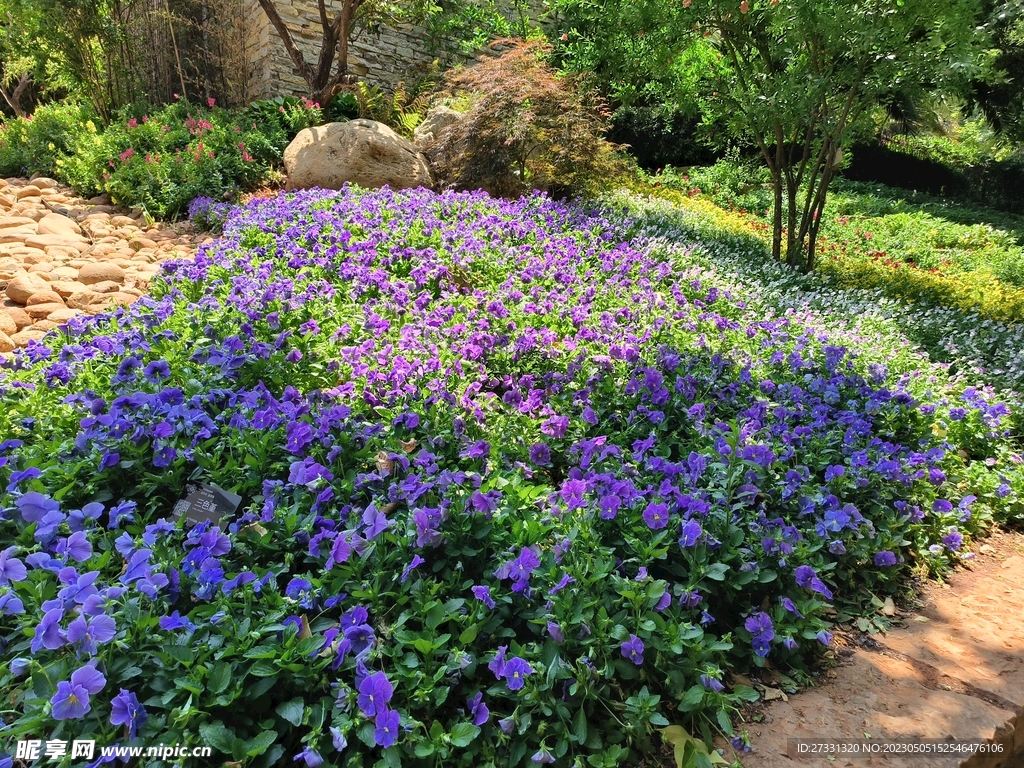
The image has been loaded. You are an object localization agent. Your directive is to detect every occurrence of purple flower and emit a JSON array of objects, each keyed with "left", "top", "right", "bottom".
[
  {"left": 744, "top": 612, "right": 774, "bottom": 658},
  {"left": 143, "top": 360, "right": 171, "bottom": 382},
  {"left": 502, "top": 657, "right": 533, "bottom": 690},
  {"left": 508, "top": 547, "right": 540, "bottom": 593},
  {"left": 15, "top": 491, "right": 60, "bottom": 523},
  {"left": 700, "top": 674, "right": 725, "bottom": 692},
  {"left": 55, "top": 532, "right": 93, "bottom": 563},
  {"left": 110, "top": 689, "right": 147, "bottom": 738},
  {"left": 357, "top": 672, "right": 394, "bottom": 717},
  {"left": 343, "top": 624, "right": 375, "bottom": 657},
  {"left": 548, "top": 573, "right": 575, "bottom": 595},
  {"left": 294, "top": 748, "right": 323, "bottom": 767},
  {"left": 31, "top": 607, "right": 65, "bottom": 652},
  {"left": 621, "top": 634, "right": 644, "bottom": 665},
  {"left": 66, "top": 614, "right": 117, "bottom": 656},
  {"left": 780, "top": 597, "right": 804, "bottom": 617},
  {"left": 461, "top": 440, "right": 490, "bottom": 460},
  {"left": 793, "top": 565, "right": 833, "bottom": 600},
  {"left": 489, "top": 645, "right": 508, "bottom": 679},
  {"left": 467, "top": 692, "right": 489, "bottom": 726},
  {"left": 529, "top": 443, "right": 551, "bottom": 465},
  {"left": 941, "top": 528, "right": 963, "bottom": 551},
  {"left": 546, "top": 621, "right": 565, "bottom": 644},
  {"left": 0, "top": 547, "right": 27, "bottom": 585},
  {"left": 472, "top": 585, "right": 496, "bottom": 609},
  {"left": 374, "top": 708, "right": 401, "bottom": 748},
  {"left": 643, "top": 502, "right": 669, "bottom": 530},
  {"left": 330, "top": 727, "right": 347, "bottom": 752},
  {"left": 159, "top": 610, "right": 196, "bottom": 632},
  {"left": 532, "top": 748, "right": 556, "bottom": 764},
  {"left": 679, "top": 519, "right": 702, "bottom": 548},
  {"left": 560, "top": 478, "right": 588, "bottom": 510},
  {"left": 51, "top": 666, "right": 105, "bottom": 720},
  {"left": 362, "top": 503, "right": 390, "bottom": 540},
  {"left": 873, "top": 550, "right": 898, "bottom": 566},
  {"left": 401, "top": 555, "right": 425, "bottom": 583},
  {"left": 817, "top": 630, "right": 834, "bottom": 646},
  {"left": 0, "top": 591, "right": 25, "bottom": 616}
]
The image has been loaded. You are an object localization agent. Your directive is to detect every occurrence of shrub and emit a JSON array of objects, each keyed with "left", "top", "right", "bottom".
[
  {"left": 0, "top": 102, "right": 96, "bottom": 179},
  {"left": 426, "top": 39, "right": 632, "bottom": 198}
]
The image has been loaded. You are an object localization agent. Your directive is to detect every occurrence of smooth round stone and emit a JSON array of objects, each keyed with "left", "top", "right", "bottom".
[
  {"left": 30, "top": 319, "right": 58, "bottom": 331},
  {"left": 38, "top": 213, "right": 82, "bottom": 236},
  {"left": 11, "top": 328, "right": 47, "bottom": 345},
  {"left": 49, "top": 280, "right": 89, "bottom": 299},
  {"left": 27, "top": 263, "right": 55, "bottom": 274},
  {"left": 25, "top": 302, "right": 65, "bottom": 319},
  {"left": 51, "top": 266, "right": 79, "bottom": 280},
  {"left": 89, "top": 280, "right": 122, "bottom": 294},
  {"left": 67, "top": 290, "right": 105, "bottom": 309},
  {"left": 0, "top": 310, "right": 15, "bottom": 335},
  {"left": 4, "top": 273, "right": 49, "bottom": 303},
  {"left": 0, "top": 330, "right": 14, "bottom": 352},
  {"left": 3, "top": 306, "right": 32, "bottom": 330},
  {"left": 26, "top": 291, "right": 65, "bottom": 306},
  {"left": 44, "top": 245, "right": 81, "bottom": 260},
  {"left": 47, "top": 307, "right": 82, "bottom": 323},
  {"left": 79, "top": 262, "right": 125, "bottom": 285}
]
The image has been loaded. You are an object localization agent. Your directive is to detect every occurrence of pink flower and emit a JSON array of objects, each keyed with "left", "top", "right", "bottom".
[
  {"left": 127, "top": 118, "right": 138, "bottom": 128},
  {"left": 119, "top": 148, "right": 135, "bottom": 163},
  {"left": 207, "top": 97, "right": 216, "bottom": 107}
]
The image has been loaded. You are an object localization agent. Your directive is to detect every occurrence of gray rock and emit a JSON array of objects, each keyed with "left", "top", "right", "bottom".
[
  {"left": 284, "top": 120, "right": 433, "bottom": 192},
  {"left": 413, "top": 106, "right": 464, "bottom": 149}
]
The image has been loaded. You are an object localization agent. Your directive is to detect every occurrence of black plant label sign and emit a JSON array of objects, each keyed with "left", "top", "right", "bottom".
[{"left": 171, "top": 482, "right": 242, "bottom": 528}]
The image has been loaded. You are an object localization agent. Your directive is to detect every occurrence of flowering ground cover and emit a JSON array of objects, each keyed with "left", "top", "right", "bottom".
[
  {"left": 1, "top": 186, "right": 1022, "bottom": 767},
  {"left": 660, "top": 165, "right": 1024, "bottom": 325},
  {"left": 624, "top": 186, "right": 1024, "bottom": 394}
]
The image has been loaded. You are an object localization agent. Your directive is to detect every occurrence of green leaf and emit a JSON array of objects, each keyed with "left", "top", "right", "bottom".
[
  {"left": 458, "top": 623, "right": 480, "bottom": 644},
  {"left": 678, "top": 684, "right": 705, "bottom": 712},
  {"left": 208, "top": 662, "right": 232, "bottom": 695},
  {"left": 162, "top": 643, "right": 196, "bottom": 665},
  {"left": 716, "top": 708, "right": 733, "bottom": 735},
  {"left": 246, "top": 730, "right": 278, "bottom": 757},
  {"left": 732, "top": 684, "right": 760, "bottom": 702},
  {"left": 573, "top": 707, "right": 588, "bottom": 744},
  {"left": 199, "top": 722, "right": 236, "bottom": 754},
  {"left": 450, "top": 723, "right": 480, "bottom": 747},
  {"left": 425, "top": 601, "right": 446, "bottom": 630},
  {"left": 704, "top": 563, "right": 729, "bottom": 581},
  {"left": 276, "top": 698, "right": 305, "bottom": 726}
]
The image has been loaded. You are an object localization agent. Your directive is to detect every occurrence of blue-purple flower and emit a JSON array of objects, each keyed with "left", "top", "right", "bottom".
[{"left": 621, "top": 634, "right": 645, "bottom": 665}]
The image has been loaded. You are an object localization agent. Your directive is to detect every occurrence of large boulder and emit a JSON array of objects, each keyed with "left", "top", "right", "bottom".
[
  {"left": 284, "top": 120, "right": 433, "bottom": 192},
  {"left": 413, "top": 106, "right": 464, "bottom": 149}
]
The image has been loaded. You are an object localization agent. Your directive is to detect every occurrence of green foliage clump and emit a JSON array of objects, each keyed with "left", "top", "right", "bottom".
[
  {"left": 426, "top": 39, "right": 634, "bottom": 198},
  {"left": 0, "top": 101, "right": 95, "bottom": 178},
  {"left": 0, "top": 96, "right": 325, "bottom": 218}
]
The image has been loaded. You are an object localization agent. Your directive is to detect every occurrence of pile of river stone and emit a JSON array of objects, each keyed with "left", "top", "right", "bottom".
[{"left": 0, "top": 176, "right": 211, "bottom": 354}]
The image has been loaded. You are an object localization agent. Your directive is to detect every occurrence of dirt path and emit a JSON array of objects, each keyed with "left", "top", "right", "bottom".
[{"left": 717, "top": 530, "right": 1024, "bottom": 768}]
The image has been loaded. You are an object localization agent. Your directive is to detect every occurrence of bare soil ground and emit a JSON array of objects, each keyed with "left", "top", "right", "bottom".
[{"left": 717, "top": 529, "right": 1024, "bottom": 768}]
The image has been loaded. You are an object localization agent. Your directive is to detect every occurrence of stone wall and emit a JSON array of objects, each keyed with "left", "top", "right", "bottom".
[{"left": 240, "top": 0, "right": 546, "bottom": 102}]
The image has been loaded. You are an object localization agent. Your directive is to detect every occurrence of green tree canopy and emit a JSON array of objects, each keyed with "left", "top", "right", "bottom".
[{"left": 556, "top": 0, "right": 990, "bottom": 270}]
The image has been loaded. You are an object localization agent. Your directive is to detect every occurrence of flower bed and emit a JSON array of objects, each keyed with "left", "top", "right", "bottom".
[{"left": 1, "top": 186, "right": 1022, "bottom": 766}]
